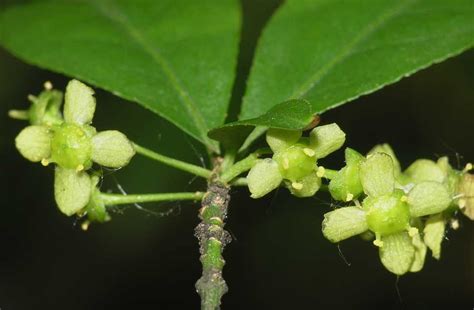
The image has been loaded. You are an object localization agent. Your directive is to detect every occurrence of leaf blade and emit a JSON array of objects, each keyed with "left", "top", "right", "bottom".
[
  {"left": 241, "top": 0, "right": 474, "bottom": 119},
  {"left": 0, "top": 0, "right": 241, "bottom": 151}
]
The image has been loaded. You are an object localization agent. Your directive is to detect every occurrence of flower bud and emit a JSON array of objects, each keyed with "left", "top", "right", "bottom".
[
  {"left": 273, "top": 144, "right": 316, "bottom": 181},
  {"left": 379, "top": 231, "right": 415, "bottom": 275},
  {"left": 407, "top": 181, "right": 451, "bottom": 217},
  {"left": 365, "top": 190, "right": 410, "bottom": 235},
  {"left": 51, "top": 123, "right": 93, "bottom": 169},
  {"left": 322, "top": 207, "right": 368, "bottom": 243},
  {"left": 309, "top": 123, "right": 345, "bottom": 158},
  {"left": 287, "top": 171, "right": 321, "bottom": 197},
  {"left": 85, "top": 176, "right": 110, "bottom": 223},
  {"left": 15, "top": 125, "right": 52, "bottom": 162},
  {"left": 329, "top": 148, "right": 364, "bottom": 201},
  {"left": 265, "top": 128, "right": 301, "bottom": 152},
  {"left": 404, "top": 159, "right": 445, "bottom": 184},
  {"left": 54, "top": 167, "right": 92, "bottom": 216},
  {"left": 423, "top": 213, "right": 445, "bottom": 259},
  {"left": 64, "top": 79, "right": 96, "bottom": 125},
  {"left": 92, "top": 130, "right": 136, "bottom": 168},
  {"left": 247, "top": 159, "right": 283, "bottom": 198}
]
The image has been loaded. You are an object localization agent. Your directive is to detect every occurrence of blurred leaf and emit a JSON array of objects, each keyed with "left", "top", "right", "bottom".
[
  {"left": 0, "top": 0, "right": 241, "bottom": 152},
  {"left": 209, "top": 99, "right": 314, "bottom": 148},
  {"left": 241, "top": 0, "right": 474, "bottom": 119}
]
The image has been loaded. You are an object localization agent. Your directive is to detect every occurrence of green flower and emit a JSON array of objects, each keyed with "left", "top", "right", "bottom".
[
  {"left": 247, "top": 124, "right": 345, "bottom": 198},
  {"left": 13, "top": 80, "right": 135, "bottom": 216},
  {"left": 322, "top": 152, "right": 452, "bottom": 275}
]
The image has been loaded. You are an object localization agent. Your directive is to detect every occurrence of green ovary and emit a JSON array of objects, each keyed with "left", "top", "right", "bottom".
[
  {"left": 51, "top": 123, "right": 92, "bottom": 169},
  {"left": 365, "top": 190, "right": 410, "bottom": 235},
  {"left": 273, "top": 144, "right": 316, "bottom": 181}
]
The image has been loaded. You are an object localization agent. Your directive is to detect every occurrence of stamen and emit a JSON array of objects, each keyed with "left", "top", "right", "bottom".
[
  {"left": 463, "top": 163, "right": 473, "bottom": 173},
  {"left": 408, "top": 227, "right": 418, "bottom": 237},
  {"left": 316, "top": 166, "right": 325, "bottom": 178},
  {"left": 373, "top": 239, "right": 384, "bottom": 247},
  {"left": 76, "top": 164, "right": 85, "bottom": 172},
  {"left": 345, "top": 193, "right": 354, "bottom": 202},
  {"left": 41, "top": 158, "right": 50, "bottom": 166},
  {"left": 450, "top": 219, "right": 460, "bottom": 230},
  {"left": 400, "top": 195, "right": 408, "bottom": 202},
  {"left": 44, "top": 81, "right": 53, "bottom": 90},
  {"left": 303, "top": 148, "right": 315, "bottom": 157},
  {"left": 81, "top": 221, "right": 90, "bottom": 231},
  {"left": 291, "top": 182, "right": 303, "bottom": 190},
  {"left": 458, "top": 198, "right": 467, "bottom": 209}
]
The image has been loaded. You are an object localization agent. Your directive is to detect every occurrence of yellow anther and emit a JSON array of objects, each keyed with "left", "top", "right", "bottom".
[
  {"left": 316, "top": 166, "right": 325, "bottom": 178},
  {"left": 458, "top": 198, "right": 467, "bottom": 209},
  {"left": 463, "top": 163, "right": 473, "bottom": 173},
  {"left": 282, "top": 158, "right": 290, "bottom": 170},
  {"left": 81, "top": 221, "right": 90, "bottom": 231},
  {"left": 44, "top": 81, "right": 53, "bottom": 90},
  {"left": 303, "top": 148, "right": 315, "bottom": 157},
  {"left": 401, "top": 195, "right": 408, "bottom": 202},
  {"left": 408, "top": 227, "right": 419, "bottom": 237},
  {"left": 76, "top": 164, "right": 85, "bottom": 172},
  {"left": 450, "top": 219, "right": 460, "bottom": 230},
  {"left": 345, "top": 193, "right": 354, "bottom": 202},
  {"left": 27, "top": 94, "right": 36, "bottom": 102},
  {"left": 291, "top": 182, "right": 303, "bottom": 190},
  {"left": 41, "top": 158, "right": 49, "bottom": 166},
  {"left": 373, "top": 239, "right": 384, "bottom": 247}
]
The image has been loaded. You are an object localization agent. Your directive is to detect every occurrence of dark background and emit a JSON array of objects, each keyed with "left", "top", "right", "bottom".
[{"left": 1, "top": 0, "right": 473, "bottom": 309}]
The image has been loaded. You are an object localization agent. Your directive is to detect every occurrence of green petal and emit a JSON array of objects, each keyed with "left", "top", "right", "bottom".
[
  {"left": 309, "top": 123, "right": 345, "bottom": 158},
  {"left": 15, "top": 125, "right": 52, "bottom": 162},
  {"left": 404, "top": 159, "right": 445, "bottom": 184},
  {"left": 92, "top": 130, "right": 136, "bottom": 168},
  {"left": 368, "top": 143, "right": 401, "bottom": 175},
  {"left": 423, "top": 214, "right": 446, "bottom": 259},
  {"left": 287, "top": 170, "right": 321, "bottom": 197},
  {"left": 247, "top": 159, "right": 283, "bottom": 198},
  {"left": 322, "top": 207, "right": 368, "bottom": 243},
  {"left": 410, "top": 231, "right": 427, "bottom": 273},
  {"left": 265, "top": 128, "right": 301, "bottom": 153},
  {"left": 360, "top": 152, "right": 395, "bottom": 197},
  {"left": 379, "top": 231, "right": 415, "bottom": 275},
  {"left": 54, "top": 167, "right": 92, "bottom": 216},
  {"left": 64, "top": 79, "right": 96, "bottom": 125},
  {"left": 407, "top": 181, "right": 451, "bottom": 217},
  {"left": 85, "top": 176, "right": 110, "bottom": 223},
  {"left": 458, "top": 173, "right": 474, "bottom": 220}
]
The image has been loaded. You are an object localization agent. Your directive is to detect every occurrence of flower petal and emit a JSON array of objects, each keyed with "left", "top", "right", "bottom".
[
  {"left": 54, "top": 167, "right": 92, "bottom": 216},
  {"left": 322, "top": 207, "right": 368, "bottom": 243},
  {"left": 287, "top": 170, "right": 321, "bottom": 197},
  {"left": 266, "top": 128, "right": 301, "bottom": 153},
  {"left": 407, "top": 181, "right": 451, "bottom": 217},
  {"left": 247, "top": 159, "right": 282, "bottom": 198},
  {"left": 409, "top": 231, "right": 427, "bottom": 273},
  {"left": 92, "top": 130, "right": 135, "bottom": 168},
  {"left": 15, "top": 125, "right": 51, "bottom": 162},
  {"left": 309, "top": 123, "right": 345, "bottom": 158},
  {"left": 423, "top": 213, "right": 446, "bottom": 259},
  {"left": 360, "top": 152, "right": 395, "bottom": 197},
  {"left": 64, "top": 79, "right": 96, "bottom": 125},
  {"left": 379, "top": 231, "right": 415, "bottom": 275},
  {"left": 404, "top": 159, "right": 445, "bottom": 184}
]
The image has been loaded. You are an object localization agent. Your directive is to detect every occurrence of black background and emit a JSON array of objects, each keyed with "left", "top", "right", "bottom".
[{"left": 0, "top": 0, "right": 473, "bottom": 309}]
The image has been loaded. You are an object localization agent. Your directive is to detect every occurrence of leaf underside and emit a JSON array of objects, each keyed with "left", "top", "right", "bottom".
[{"left": 0, "top": 0, "right": 241, "bottom": 152}]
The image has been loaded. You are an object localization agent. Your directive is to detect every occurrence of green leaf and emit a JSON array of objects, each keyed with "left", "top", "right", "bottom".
[
  {"left": 0, "top": 0, "right": 241, "bottom": 152},
  {"left": 208, "top": 99, "right": 315, "bottom": 148},
  {"left": 241, "top": 0, "right": 474, "bottom": 120}
]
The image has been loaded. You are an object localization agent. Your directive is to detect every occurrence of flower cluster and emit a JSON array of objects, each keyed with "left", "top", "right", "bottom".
[
  {"left": 245, "top": 125, "right": 473, "bottom": 275},
  {"left": 11, "top": 80, "right": 135, "bottom": 223},
  {"left": 247, "top": 124, "right": 345, "bottom": 198}
]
